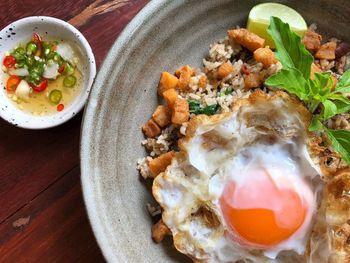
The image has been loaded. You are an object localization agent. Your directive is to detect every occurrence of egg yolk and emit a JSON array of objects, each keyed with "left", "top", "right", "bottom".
[{"left": 219, "top": 169, "right": 307, "bottom": 247}]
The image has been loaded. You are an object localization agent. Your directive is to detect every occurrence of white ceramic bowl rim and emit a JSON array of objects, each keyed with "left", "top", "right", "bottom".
[{"left": 0, "top": 16, "right": 96, "bottom": 129}]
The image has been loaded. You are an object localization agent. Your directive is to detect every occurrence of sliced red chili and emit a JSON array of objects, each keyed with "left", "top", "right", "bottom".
[
  {"left": 3, "top": 55, "right": 16, "bottom": 68},
  {"left": 32, "top": 32, "right": 42, "bottom": 43},
  {"left": 57, "top": 104, "right": 64, "bottom": 112},
  {"left": 241, "top": 64, "right": 250, "bottom": 75},
  {"left": 58, "top": 64, "right": 65, "bottom": 74},
  {"left": 31, "top": 79, "right": 48, "bottom": 92},
  {"left": 6, "top": 76, "right": 21, "bottom": 92},
  {"left": 32, "top": 33, "right": 43, "bottom": 57}
]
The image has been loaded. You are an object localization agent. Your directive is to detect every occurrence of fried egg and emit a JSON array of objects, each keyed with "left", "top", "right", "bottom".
[{"left": 153, "top": 91, "right": 324, "bottom": 262}]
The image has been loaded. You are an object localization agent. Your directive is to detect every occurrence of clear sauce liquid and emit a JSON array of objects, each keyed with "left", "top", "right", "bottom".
[{"left": 5, "top": 69, "right": 82, "bottom": 116}]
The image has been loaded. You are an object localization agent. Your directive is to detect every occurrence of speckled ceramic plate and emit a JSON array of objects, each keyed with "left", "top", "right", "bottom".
[{"left": 80, "top": 1, "right": 349, "bottom": 262}]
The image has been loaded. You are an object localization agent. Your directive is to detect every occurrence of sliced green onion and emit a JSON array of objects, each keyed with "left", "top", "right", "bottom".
[
  {"left": 47, "top": 59, "right": 55, "bottom": 66},
  {"left": 63, "top": 63, "right": 74, "bottom": 75},
  {"left": 53, "top": 54, "right": 63, "bottom": 65},
  {"left": 26, "top": 56, "right": 34, "bottom": 67},
  {"left": 220, "top": 87, "right": 233, "bottom": 96},
  {"left": 28, "top": 63, "right": 44, "bottom": 84},
  {"left": 57, "top": 59, "right": 64, "bottom": 66},
  {"left": 28, "top": 73, "right": 41, "bottom": 85},
  {"left": 26, "top": 42, "right": 38, "bottom": 55},
  {"left": 42, "top": 41, "right": 50, "bottom": 49},
  {"left": 11, "top": 51, "right": 25, "bottom": 61},
  {"left": 47, "top": 52, "right": 55, "bottom": 60},
  {"left": 49, "top": 89, "right": 62, "bottom": 104},
  {"left": 224, "top": 87, "right": 233, "bottom": 95},
  {"left": 16, "top": 61, "right": 25, "bottom": 68},
  {"left": 44, "top": 48, "right": 51, "bottom": 56},
  {"left": 31, "top": 66, "right": 44, "bottom": 76},
  {"left": 15, "top": 47, "right": 26, "bottom": 55},
  {"left": 63, "top": 75, "right": 76, "bottom": 87}
]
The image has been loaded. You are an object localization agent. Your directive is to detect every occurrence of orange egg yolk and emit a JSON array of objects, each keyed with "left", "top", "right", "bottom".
[{"left": 219, "top": 169, "right": 307, "bottom": 247}]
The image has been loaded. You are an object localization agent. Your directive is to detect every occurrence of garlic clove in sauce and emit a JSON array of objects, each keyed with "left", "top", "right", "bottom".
[
  {"left": 56, "top": 43, "right": 75, "bottom": 65},
  {"left": 43, "top": 62, "right": 59, "bottom": 79},
  {"left": 15, "top": 80, "right": 32, "bottom": 102}
]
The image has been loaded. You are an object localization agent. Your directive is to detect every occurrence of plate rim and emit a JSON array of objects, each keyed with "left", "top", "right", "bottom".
[{"left": 80, "top": 1, "right": 167, "bottom": 262}]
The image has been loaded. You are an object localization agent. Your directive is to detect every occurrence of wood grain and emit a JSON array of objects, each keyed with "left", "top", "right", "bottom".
[
  {"left": 69, "top": 0, "right": 130, "bottom": 27},
  {"left": 0, "top": 113, "right": 82, "bottom": 223},
  {"left": 0, "top": 167, "right": 104, "bottom": 262},
  {"left": 0, "top": 0, "right": 149, "bottom": 261}
]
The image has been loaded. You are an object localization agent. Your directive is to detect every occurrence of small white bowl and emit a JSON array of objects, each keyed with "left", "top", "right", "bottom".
[{"left": 0, "top": 16, "right": 96, "bottom": 129}]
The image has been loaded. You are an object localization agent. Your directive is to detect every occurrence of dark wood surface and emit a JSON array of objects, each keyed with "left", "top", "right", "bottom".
[{"left": 0, "top": 0, "right": 149, "bottom": 262}]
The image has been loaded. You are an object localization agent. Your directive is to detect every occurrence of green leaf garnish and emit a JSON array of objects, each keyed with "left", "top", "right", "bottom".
[
  {"left": 326, "top": 129, "right": 350, "bottom": 165},
  {"left": 265, "top": 68, "right": 308, "bottom": 100},
  {"left": 188, "top": 100, "right": 201, "bottom": 113},
  {"left": 266, "top": 16, "right": 350, "bottom": 165},
  {"left": 267, "top": 17, "right": 314, "bottom": 79},
  {"left": 333, "top": 100, "right": 350, "bottom": 114},
  {"left": 322, "top": 100, "right": 337, "bottom": 119},
  {"left": 312, "top": 72, "right": 333, "bottom": 96},
  {"left": 335, "top": 69, "right": 350, "bottom": 93},
  {"left": 188, "top": 100, "right": 220, "bottom": 115},
  {"left": 309, "top": 117, "right": 323, "bottom": 132},
  {"left": 202, "top": 104, "right": 220, "bottom": 115}
]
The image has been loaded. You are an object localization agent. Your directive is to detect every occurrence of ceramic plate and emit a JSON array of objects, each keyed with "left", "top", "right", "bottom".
[{"left": 80, "top": 0, "right": 349, "bottom": 262}]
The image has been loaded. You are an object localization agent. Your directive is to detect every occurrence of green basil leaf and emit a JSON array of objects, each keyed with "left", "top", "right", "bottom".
[
  {"left": 309, "top": 117, "right": 324, "bottom": 132},
  {"left": 267, "top": 16, "right": 314, "bottom": 78},
  {"left": 314, "top": 72, "right": 332, "bottom": 90},
  {"left": 327, "top": 93, "right": 350, "bottom": 103},
  {"left": 326, "top": 94, "right": 350, "bottom": 114},
  {"left": 265, "top": 68, "right": 308, "bottom": 100},
  {"left": 326, "top": 129, "right": 350, "bottom": 165},
  {"left": 335, "top": 69, "right": 350, "bottom": 93},
  {"left": 323, "top": 100, "right": 337, "bottom": 119},
  {"left": 307, "top": 78, "right": 320, "bottom": 96},
  {"left": 333, "top": 100, "right": 350, "bottom": 114}
]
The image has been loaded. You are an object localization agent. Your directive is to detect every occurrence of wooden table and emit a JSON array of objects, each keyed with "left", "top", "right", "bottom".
[{"left": 0, "top": 1, "right": 148, "bottom": 261}]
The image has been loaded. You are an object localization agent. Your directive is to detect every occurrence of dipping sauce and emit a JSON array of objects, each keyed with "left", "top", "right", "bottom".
[{"left": 2, "top": 33, "right": 83, "bottom": 115}]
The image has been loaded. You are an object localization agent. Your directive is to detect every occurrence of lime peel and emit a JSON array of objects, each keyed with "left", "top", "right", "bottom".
[{"left": 247, "top": 3, "right": 307, "bottom": 48}]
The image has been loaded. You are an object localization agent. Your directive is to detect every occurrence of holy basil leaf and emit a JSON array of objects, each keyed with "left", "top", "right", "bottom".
[
  {"left": 309, "top": 117, "right": 323, "bottom": 132},
  {"left": 335, "top": 69, "right": 350, "bottom": 93},
  {"left": 307, "top": 78, "right": 320, "bottom": 96},
  {"left": 267, "top": 16, "right": 314, "bottom": 79},
  {"left": 307, "top": 72, "right": 332, "bottom": 102},
  {"left": 326, "top": 129, "right": 350, "bottom": 165},
  {"left": 265, "top": 67, "right": 308, "bottom": 100},
  {"left": 333, "top": 100, "right": 350, "bottom": 114},
  {"left": 327, "top": 93, "right": 350, "bottom": 103},
  {"left": 325, "top": 94, "right": 350, "bottom": 114},
  {"left": 322, "top": 100, "right": 337, "bottom": 119},
  {"left": 314, "top": 72, "right": 333, "bottom": 90}
]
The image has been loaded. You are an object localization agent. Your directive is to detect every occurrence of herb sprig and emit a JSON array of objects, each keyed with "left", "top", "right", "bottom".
[{"left": 265, "top": 17, "right": 350, "bottom": 165}]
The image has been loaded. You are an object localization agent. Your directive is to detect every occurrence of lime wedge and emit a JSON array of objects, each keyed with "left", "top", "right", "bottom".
[{"left": 247, "top": 3, "right": 307, "bottom": 48}]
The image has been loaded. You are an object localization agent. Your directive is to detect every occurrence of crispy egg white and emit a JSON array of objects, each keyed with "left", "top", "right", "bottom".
[{"left": 153, "top": 91, "right": 325, "bottom": 263}]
